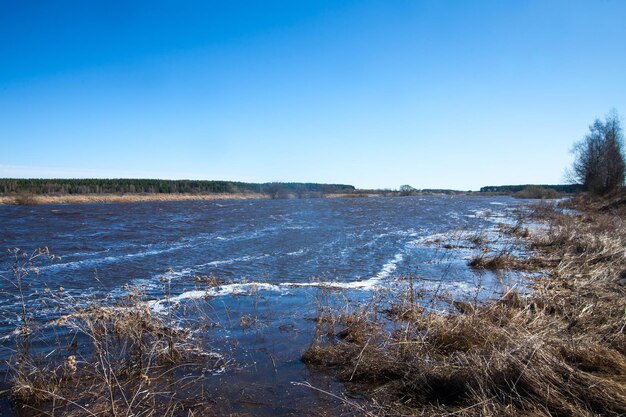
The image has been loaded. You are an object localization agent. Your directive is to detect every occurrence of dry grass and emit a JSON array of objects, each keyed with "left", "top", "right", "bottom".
[
  {"left": 0, "top": 192, "right": 269, "bottom": 205},
  {"left": 4, "top": 257, "right": 225, "bottom": 417},
  {"left": 514, "top": 185, "right": 560, "bottom": 199},
  {"left": 11, "top": 193, "right": 40, "bottom": 205},
  {"left": 303, "top": 198, "right": 626, "bottom": 416},
  {"left": 10, "top": 298, "right": 223, "bottom": 416},
  {"left": 468, "top": 250, "right": 559, "bottom": 272}
]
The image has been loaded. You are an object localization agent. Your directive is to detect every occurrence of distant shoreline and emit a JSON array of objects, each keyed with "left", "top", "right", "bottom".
[
  {"left": 0, "top": 193, "right": 271, "bottom": 205},
  {"left": 0, "top": 187, "right": 580, "bottom": 205},
  {"left": 0, "top": 192, "right": 392, "bottom": 205},
  {"left": 0, "top": 192, "right": 478, "bottom": 205},
  {"left": 0, "top": 178, "right": 581, "bottom": 205}
]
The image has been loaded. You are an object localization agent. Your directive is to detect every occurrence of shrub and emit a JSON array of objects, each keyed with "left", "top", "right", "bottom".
[{"left": 514, "top": 185, "right": 559, "bottom": 199}]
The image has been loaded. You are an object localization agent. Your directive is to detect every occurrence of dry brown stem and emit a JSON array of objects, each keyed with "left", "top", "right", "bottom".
[{"left": 303, "top": 197, "right": 626, "bottom": 416}]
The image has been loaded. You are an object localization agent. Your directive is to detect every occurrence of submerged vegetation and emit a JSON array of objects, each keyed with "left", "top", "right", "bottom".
[
  {"left": 302, "top": 196, "right": 626, "bottom": 416},
  {"left": 1, "top": 255, "right": 226, "bottom": 416},
  {"left": 2, "top": 194, "right": 626, "bottom": 416}
]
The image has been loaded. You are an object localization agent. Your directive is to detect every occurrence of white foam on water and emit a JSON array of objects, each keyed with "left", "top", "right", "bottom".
[
  {"left": 40, "top": 243, "right": 199, "bottom": 271},
  {"left": 149, "top": 278, "right": 385, "bottom": 313},
  {"left": 196, "top": 254, "right": 268, "bottom": 268},
  {"left": 67, "top": 249, "right": 111, "bottom": 258},
  {"left": 393, "top": 228, "right": 419, "bottom": 238},
  {"left": 447, "top": 211, "right": 461, "bottom": 220},
  {"left": 286, "top": 276, "right": 382, "bottom": 290},
  {"left": 415, "top": 279, "right": 473, "bottom": 293},
  {"left": 147, "top": 273, "right": 486, "bottom": 314},
  {"left": 148, "top": 252, "right": 409, "bottom": 312},
  {"left": 411, "top": 232, "right": 461, "bottom": 246},
  {"left": 135, "top": 254, "right": 272, "bottom": 285},
  {"left": 39, "top": 228, "right": 278, "bottom": 273},
  {"left": 149, "top": 282, "right": 284, "bottom": 312},
  {"left": 0, "top": 328, "right": 21, "bottom": 342},
  {"left": 375, "top": 253, "right": 404, "bottom": 279}
]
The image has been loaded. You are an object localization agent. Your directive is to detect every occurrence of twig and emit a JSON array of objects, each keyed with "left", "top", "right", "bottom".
[
  {"left": 349, "top": 338, "right": 370, "bottom": 381},
  {"left": 291, "top": 381, "right": 377, "bottom": 417}
]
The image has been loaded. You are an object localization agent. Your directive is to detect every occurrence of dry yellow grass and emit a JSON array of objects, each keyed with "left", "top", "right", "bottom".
[
  {"left": 0, "top": 192, "right": 269, "bottom": 205},
  {"left": 8, "top": 283, "right": 224, "bottom": 416},
  {"left": 303, "top": 197, "right": 626, "bottom": 416}
]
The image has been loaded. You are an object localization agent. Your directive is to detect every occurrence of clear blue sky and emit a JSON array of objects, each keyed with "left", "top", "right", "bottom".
[{"left": 1, "top": 0, "right": 625, "bottom": 190}]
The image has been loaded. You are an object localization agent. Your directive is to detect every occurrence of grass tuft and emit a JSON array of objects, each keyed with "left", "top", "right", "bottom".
[
  {"left": 303, "top": 197, "right": 626, "bottom": 416},
  {"left": 3, "top": 256, "right": 225, "bottom": 416}
]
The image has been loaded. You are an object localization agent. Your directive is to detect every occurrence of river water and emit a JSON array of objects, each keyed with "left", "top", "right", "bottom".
[{"left": 0, "top": 195, "right": 527, "bottom": 415}]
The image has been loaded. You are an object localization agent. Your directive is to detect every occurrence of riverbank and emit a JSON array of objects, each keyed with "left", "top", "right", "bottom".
[
  {"left": 303, "top": 195, "right": 626, "bottom": 416},
  {"left": 0, "top": 191, "right": 461, "bottom": 205},
  {"left": 0, "top": 192, "right": 271, "bottom": 205}
]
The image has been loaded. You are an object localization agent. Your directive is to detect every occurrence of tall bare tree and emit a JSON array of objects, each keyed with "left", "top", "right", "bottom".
[{"left": 571, "top": 110, "right": 625, "bottom": 194}]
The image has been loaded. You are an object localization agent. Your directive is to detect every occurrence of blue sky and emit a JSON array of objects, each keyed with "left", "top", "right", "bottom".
[{"left": 1, "top": 1, "right": 625, "bottom": 190}]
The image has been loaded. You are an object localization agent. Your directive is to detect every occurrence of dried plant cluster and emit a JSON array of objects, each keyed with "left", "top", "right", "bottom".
[
  {"left": 2, "top": 258, "right": 225, "bottom": 417},
  {"left": 303, "top": 197, "right": 626, "bottom": 416}
]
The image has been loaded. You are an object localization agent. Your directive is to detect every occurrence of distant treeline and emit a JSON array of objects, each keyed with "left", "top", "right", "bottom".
[
  {"left": 0, "top": 179, "right": 355, "bottom": 197},
  {"left": 419, "top": 188, "right": 465, "bottom": 195},
  {"left": 480, "top": 184, "right": 583, "bottom": 194}
]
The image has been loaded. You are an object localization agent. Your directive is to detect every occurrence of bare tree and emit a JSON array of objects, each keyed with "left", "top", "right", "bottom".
[{"left": 571, "top": 110, "right": 625, "bottom": 194}]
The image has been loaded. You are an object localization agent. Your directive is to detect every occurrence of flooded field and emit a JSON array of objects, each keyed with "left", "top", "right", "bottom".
[{"left": 0, "top": 195, "right": 530, "bottom": 415}]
